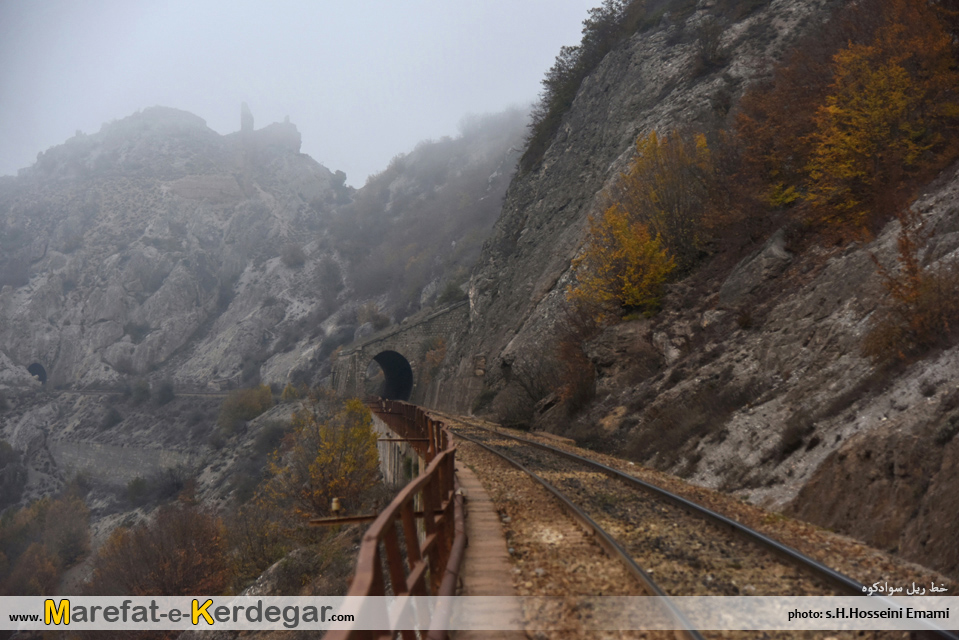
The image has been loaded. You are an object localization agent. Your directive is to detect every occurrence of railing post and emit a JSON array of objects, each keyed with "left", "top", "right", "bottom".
[{"left": 330, "top": 401, "right": 465, "bottom": 640}]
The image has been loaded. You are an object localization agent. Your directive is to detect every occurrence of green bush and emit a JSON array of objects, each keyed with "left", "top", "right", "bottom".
[
  {"left": 281, "top": 243, "right": 306, "bottom": 268},
  {"left": 437, "top": 280, "right": 468, "bottom": 305},
  {"left": 126, "top": 477, "right": 149, "bottom": 505}
]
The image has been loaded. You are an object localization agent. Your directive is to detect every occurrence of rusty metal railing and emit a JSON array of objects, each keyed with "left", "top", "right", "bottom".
[
  {"left": 325, "top": 400, "right": 466, "bottom": 640},
  {"left": 368, "top": 398, "right": 449, "bottom": 463}
]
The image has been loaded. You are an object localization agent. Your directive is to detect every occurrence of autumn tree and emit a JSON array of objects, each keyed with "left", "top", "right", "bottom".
[
  {"left": 737, "top": 0, "right": 959, "bottom": 234},
  {"left": 0, "top": 494, "right": 89, "bottom": 596},
  {"left": 806, "top": 0, "right": 959, "bottom": 229},
  {"left": 86, "top": 505, "right": 229, "bottom": 596},
  {"left": 612, "top": 131, "right": 714, "bottom": 271},
  {"left": 863, "top": 208, "right": 959, "bottom": 363},
  {"left": 569, "top": 204, "right": 675, "bottom": 322},
  {"left": 264, "top": 391, "right": 380, "bottom": 519},
  {"left": 2, "top": 543, "right": 59, "bottom": 596},
  {"left": 735, "top": 6, "right": 855, "bottom": 208}
]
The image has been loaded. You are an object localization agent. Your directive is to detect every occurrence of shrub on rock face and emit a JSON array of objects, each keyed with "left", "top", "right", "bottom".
[
  {"left": 86, "top": 505, "right": 228, "bottom": 596},
  {"left": 569, "top": 204, "right": 675, "bottom": 322},
  {"left": 281, "top": 383, "right": 301, "bottom": 402},
  {"left": 264, "top": 390, "right": 379, "bottom": 518},
  {"left": 863, "top": 209, "right": 959, "bottom": 363},
  {"left": 154, "top": 379, "right": 175, "bottom": 405},
  {"left": 437, "top": 280, "right": 468, "bottom": 305},
  {"left": 0, "top": 494, "right": 90, "bottom": 596},
  {"left": 217, "top": 384, "right": 274, "bottom": 433},
  {"left": 101, "top": 407, "right": 123, "bottom": 430},
  {"left": 130, "top": 379, "right": 150, "bottom": 404},
  {"left": 281, "top": 243, "right": 306, "bottom": 268},
  {"left": 0, "top": 441, "right": 27, "bottom": 510},
  {"left": 357, "top": 303, "right": 390, "bottom": 331}
]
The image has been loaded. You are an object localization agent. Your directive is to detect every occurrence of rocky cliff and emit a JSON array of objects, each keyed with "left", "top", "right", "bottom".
[
  {"left": 0, "top": 106, "right": 347, "bottom": 391},
  {"left": 429, "top": 0, "right": 959, "bottom": 579},
  {"left": 3, "top": 0, "right": 957, "bottom": 584},
  {"left": 0, "top": 104, "right": 524, "bottom": 517}
]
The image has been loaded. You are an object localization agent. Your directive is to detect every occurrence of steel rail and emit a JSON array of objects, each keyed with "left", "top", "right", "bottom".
[
  {"left": 452, "top": 427, "right": 705, "bottom": 640},
  {"left": 449, "top": 417, "right": 959, "bottom": 640},
  {"left": 459, "top": 420, "right": 864, "bottom": 593}
]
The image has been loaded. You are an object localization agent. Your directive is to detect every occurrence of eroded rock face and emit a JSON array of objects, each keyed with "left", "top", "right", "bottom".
[
  {"left": 789, "top": 408, "right": 959, "bottom": 577},
  {"left": 423, "top": 0, "right": 959, "bottom": 578},
  {"left": 546, "top": 166, "right": 959, "bottom": 578},
  {"left": 0, "top": 104, "right": 529, "bottom": 529},
  {"left": 0, "top": 106, "right": 342, "bottom": 390},
  {"left": 438, "top": 0, "right": 837, "bottom": 414}
]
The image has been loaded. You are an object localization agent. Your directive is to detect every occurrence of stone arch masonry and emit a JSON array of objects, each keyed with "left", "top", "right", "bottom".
[{"left": 331, "top": 301, "right": 469, "bottom": 405}]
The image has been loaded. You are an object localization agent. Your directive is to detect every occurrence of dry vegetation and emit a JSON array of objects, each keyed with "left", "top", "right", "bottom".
[
  {"left": 216, "top": 384, "right": 274, "bottom": 434},
  {"left": 560, "top": 0, "right": 959, "bottom": 427},
  {"left": 0, "top": 389, "right": 381, "bottom": 608},
  {"left": 0, "top": 487, "right": 90, "bottom": 596},
  {"left": 332, "top": 109, "right": 527, "bottom": 319},
  {"left": 863, "top": 208, "right": 959, "bottom": 364}
]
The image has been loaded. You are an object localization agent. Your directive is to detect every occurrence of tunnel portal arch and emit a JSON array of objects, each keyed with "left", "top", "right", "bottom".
[
  {"left": 365, "top": 350, "right": 413, "bottom": 401},
  {"left": 331, "top": 300, "right": 469, "bottom": 403},
  {"left": 27, "top": 362, "right": 48, "bottom": 384}
]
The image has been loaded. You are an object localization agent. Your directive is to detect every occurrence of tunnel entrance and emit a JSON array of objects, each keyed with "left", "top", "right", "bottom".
[
  {"left": 27, "top": 362, "right": 47, "bottom": 385},
  {"left": 364, "top": 350, "right": 413, "bottom": 401}
]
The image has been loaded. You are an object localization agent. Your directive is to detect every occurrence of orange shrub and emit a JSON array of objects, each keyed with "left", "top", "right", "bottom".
[
  {"left": 87, "top": 505, "right": 228, "bottom": 596},
  {"left": 569, "top": 204, "right": 675, "bottom": 322},
  {"left": 863, "top": 209, "right": 959, "bottom": 363}
]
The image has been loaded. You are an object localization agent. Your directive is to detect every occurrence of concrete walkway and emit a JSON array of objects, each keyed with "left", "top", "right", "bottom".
[{"left": 455, "top": 463, "right": 527, "bottom": 639}]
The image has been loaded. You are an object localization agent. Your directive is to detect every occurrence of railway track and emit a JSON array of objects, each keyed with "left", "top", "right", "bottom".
[{"left": 438, "top": 412, "right": 958, "bottom": 640}]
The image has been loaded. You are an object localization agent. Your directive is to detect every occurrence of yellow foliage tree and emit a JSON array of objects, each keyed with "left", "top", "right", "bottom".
[
  {"left": 807, "top": 48, "right": 931, "bottom": 227},
  {"left": 265, "top": 391, "right": 380, "bottom": 519},
  {"left": 569, "top": 204, "right": 675, "bottom": 322},
  {"left": 804, "top": 0, "right": 959, "bottom": 230},
  {"left": 614, "top": 131, "right": 713, "bottom": 271}
]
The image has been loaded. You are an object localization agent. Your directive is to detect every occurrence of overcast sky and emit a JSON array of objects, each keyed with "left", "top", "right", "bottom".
[{"left": 0, "top": 0, "right": 600, "bottom": 186}]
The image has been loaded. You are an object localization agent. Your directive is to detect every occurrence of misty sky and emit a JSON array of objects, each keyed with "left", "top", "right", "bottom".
[{"left": 0, "top": 0, "right": 600, "bottom": 186}]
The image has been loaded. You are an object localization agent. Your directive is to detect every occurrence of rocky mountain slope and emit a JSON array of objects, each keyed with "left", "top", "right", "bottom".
[
  {"left": 3, "top": 0, "right": 957, "bottom": 589},
  {"left": 0, "top": 104, "right": 524, "bottom": 511},
  {"left": 0, "top": 105, "right": 346, "bottom": 390},
  {"left": 426, "top": 0, "right": 959, "bottom": 579}
]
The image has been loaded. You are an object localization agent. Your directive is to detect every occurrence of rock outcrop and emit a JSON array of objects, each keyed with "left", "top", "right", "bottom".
[
  {"left": 0, "top": 105, "right": 344, "bottom": 391},
  {"left": 0, "top": 104, "right": 526, "bottom": 518},
  {"left": 425, "top": 0, "right": 959, "bottom": 579}
]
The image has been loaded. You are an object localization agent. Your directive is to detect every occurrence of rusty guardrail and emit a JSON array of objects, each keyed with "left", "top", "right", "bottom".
[{"left": 324, "top": 400, "right": 465, "bottom": 640}]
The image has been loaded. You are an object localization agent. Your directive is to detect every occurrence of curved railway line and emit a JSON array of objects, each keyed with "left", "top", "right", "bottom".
[{"left": 437, "top": 411, "right": 958, "bottom": 640}]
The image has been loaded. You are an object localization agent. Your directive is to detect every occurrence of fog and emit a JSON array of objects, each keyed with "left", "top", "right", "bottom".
[{"left": 0, "top": 0, "right": 599, "bottom": 186}]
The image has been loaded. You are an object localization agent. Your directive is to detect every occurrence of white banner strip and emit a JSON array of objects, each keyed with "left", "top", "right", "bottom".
[{"left": 1, "top": 596, "right": 956, "bottom": 633}]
